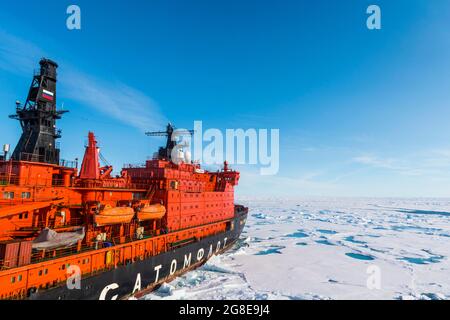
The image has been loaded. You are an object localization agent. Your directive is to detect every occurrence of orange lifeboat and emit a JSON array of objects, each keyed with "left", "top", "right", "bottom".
[
  {"left": 137, "top": 204, "right": 166, "bottom": 221},
  {"left": 94, "top": 205, "right": 134, "bottom": 227}
]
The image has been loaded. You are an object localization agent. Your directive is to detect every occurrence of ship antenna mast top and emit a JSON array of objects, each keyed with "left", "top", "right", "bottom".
[
  {"left": 9, "top": 58, "right": 69, "bottom": 164},
  {"left": 145, "top": 123, "right": 194, "bottom": 161}
]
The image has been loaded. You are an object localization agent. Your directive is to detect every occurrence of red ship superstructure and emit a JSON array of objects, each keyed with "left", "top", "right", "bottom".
[{"left": 0, "top": 59, "right": 248, "bottom": 300}]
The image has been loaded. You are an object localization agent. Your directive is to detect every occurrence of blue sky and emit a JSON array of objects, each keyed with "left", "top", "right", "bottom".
[{"left": 1, "top": 0, "right": 450, "bottom": 197}]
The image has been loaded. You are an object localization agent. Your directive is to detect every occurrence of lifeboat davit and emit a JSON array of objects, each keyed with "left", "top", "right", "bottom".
[
  {"left": 94, "top": 205, "right": 134, "bottom": 227},
  {"left": 137, "top": 204, "right": 166, "bottom": 221}
]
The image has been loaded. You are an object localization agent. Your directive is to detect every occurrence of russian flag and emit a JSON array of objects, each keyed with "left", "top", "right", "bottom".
[{"left": 42, "top": 89, "right": 54, "bottom": 101}]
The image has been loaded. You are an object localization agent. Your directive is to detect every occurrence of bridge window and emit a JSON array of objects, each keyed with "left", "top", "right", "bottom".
[{"left": 11, "top": 276, "right": 15, "bottom": 283}]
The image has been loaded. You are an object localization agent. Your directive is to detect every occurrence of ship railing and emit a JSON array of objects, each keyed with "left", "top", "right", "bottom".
[
  {"left": 129, "top": 183, "right": 155, "bottom": 190},
  {"left": 1, "top": 218, "right": 229, "bottom": 273},
  {"left": 26, "top": 231, "right": 157, "bottom": 266},
  {"left": 29, "top": 217, "right": 86, "bottom": 230},
  {"left": 123, "top": 163, "right": 146, "bottom": 169},
  {"left": 74, "top": 180, "right": 149, "bottom": 190},
  {"left": 0, "top": 258, "right": 21, "bottom": 270},
  {"left": 18, "top": 153, "right": 46, "bottom": 163},
  {"left": 59, "top": 159, "right": 78, "bottom": 169},
  {"left": 1, "top": 175, "right": 159, "bottom": 190},
  {"left": 2, "top": 232, "right": 133, "bottom": 270},
  {"left": 0, "top": 175, "right": 68, "bottom": 187},
  {"left": 0, "top": 174, "right": 19, "bottom": 186},
  {"left": 11, "top": 153, "right": 78, "bottom": 169},
  {"left": 25, "top": 222, "right": 227, "bottom": 267}
]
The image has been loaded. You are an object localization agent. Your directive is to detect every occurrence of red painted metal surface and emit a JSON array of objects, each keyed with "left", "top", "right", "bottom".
[
  {"left": 18, "top": 241, "right": 32, "bottom": 267},
  {"left": 0, "top": 242, "right": 20, "bottom": 268},
  {"left": 79, "top": 132, "right": 100, "bottom": 180}
]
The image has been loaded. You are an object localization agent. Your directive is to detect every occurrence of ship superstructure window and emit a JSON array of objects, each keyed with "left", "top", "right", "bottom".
[
  {"left": 133, "top": 193, "right": 144, "bottom": 200},
  {"left": 170, "top": 181, "right": 178, "bottom": 189},
  {"left": 21, "top": 192, "right": 31, "bottom": 199},
  {"left": 3, "top": 192, "right": 14, "bottom": 199}
]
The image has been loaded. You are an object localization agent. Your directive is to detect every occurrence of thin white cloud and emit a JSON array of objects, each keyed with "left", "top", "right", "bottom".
[
  {"left": 0, "top": 29, "right": 166, "bottom": 132},
  {"left": 352, "top": 152, "right": 450, "bottom": 177},
  {"left": 352, "top": 155, "right": 397, "bottom": 169},
  {"left": 237, "top": 168, "right": 340, "bottom": 197},
  {"left": 352, "top": 154, "right": 423, "bottom": 176},
  {"left": 0, "top": 29, "right": 45, "bottom": 75},
  {"left": 60, "top": 69, "right": 166, "bottom": 132}
]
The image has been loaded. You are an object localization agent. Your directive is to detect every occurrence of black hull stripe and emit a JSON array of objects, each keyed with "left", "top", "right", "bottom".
[{"left": 28, "top": 213, "right": 247, "bottom": 300}]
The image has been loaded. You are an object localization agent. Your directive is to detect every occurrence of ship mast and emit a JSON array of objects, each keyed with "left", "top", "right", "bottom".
[
  {"left": 145, "top": 123, "right": 194, "bottom": 161},
  {"left": 9, "top": 58, "right": 68, "bottom": 164}
]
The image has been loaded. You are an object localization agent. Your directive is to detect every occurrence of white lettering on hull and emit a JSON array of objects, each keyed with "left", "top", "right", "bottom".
[
  {"left": 133, "top": 273, "right": 141, "bottom": 294},
  {"left": 99, "top": 283, "right": 119, "bottom": 300},
  {"left": 197, "top": 248, "right": 205, "bottom": 261},
  {"left": 154, "top": 264, "right": 162, "bottom": 283},
  {"left": 216, "top": 241, "right": 221, "bottom": 253},
  {"left": 184, "top": 253, "right": 192, "bottom": 268},
  {"left": 170, "top": 259, "right": 177, "bottom": 275},
  {"left": 207, "top": 244, "right": 213, "bottom": 258},
  {"left": 99, "top": 238, "right": 232, "bottom": 300}
]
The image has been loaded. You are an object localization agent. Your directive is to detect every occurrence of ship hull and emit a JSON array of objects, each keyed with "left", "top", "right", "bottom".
[{"left": 27, "top": 211, "right": 247, "bottom": 300}]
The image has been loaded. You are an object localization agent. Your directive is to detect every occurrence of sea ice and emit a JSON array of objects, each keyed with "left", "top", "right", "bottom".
[{"left": 144, "top": 197, "right": 450, "bottom": 300}]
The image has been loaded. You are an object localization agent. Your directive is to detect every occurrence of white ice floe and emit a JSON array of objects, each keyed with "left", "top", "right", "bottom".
[{"left": 144, "top": 197, "right": 450, "bottom": 300}]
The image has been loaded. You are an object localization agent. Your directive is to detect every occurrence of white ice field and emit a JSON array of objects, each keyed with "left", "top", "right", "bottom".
[{"left": 144, "top": 198, "right": 450, "bottom": 300}]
